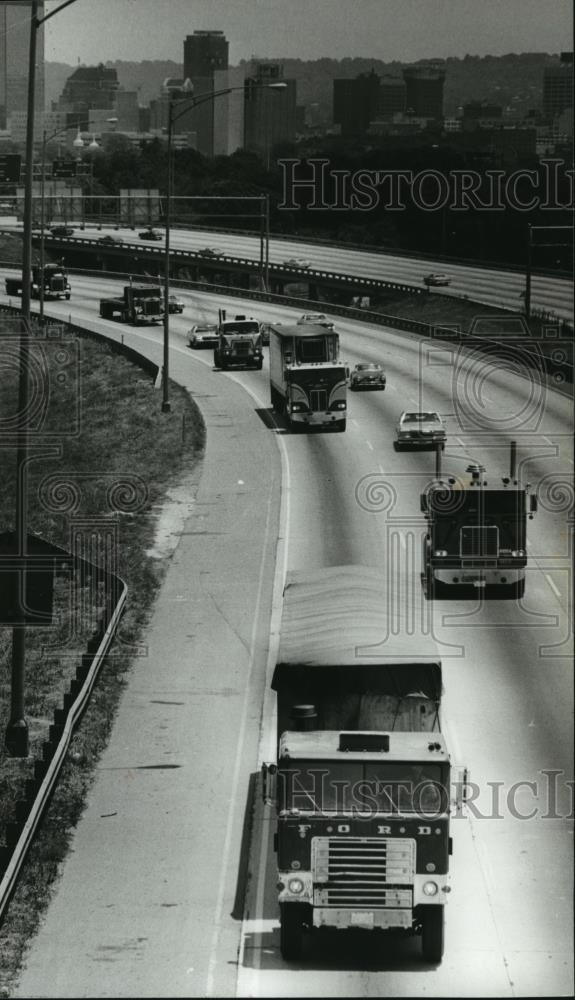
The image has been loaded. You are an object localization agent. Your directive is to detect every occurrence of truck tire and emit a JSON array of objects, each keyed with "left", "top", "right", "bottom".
[
  {"left": 279, "top": 903, "right": 307, "bottom": 961},
  {"left": 213, "top": 350, "right": 221, "bottom": 369},
  {"left": 65, "top": 293, "right": 71, "bottom": 300},
  {"left": 334, "top": 419, "right": 346, "bottom": 432},
  {"left": 255, "top": 360, "right": 263, "bottom": 370},
  {"left": 421, "top": 905, "right": 444, "bottom": 963}
]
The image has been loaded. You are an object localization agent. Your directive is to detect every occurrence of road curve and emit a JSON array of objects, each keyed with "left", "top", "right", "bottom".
[{"left": 2, "top": 277, "right": 572, "bottom": 998}]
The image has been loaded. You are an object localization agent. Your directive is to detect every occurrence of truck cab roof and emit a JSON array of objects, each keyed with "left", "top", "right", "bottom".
[{"left": 279, "top": 729, "right": 449, "bottom": 763}]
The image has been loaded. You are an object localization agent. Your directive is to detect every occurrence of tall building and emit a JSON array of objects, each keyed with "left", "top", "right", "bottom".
[
  {"left": 244, "top": 62, "right": 297, "bottom": 166},
  {"left": 333, "top": 70, "right": 380, "bottom": 136},
  {"left": 182, "top": 30, "right": 229, "bottom": 156},
  {"left": 0, "top": 1, "right": 45, "bottom": 129},
  {"left": 56, "top": 64, "right": 119, "bottom": 116},
  {"left": 402, "top": 61, "right": 445, "bottom": 119},
  {"left": 543, "top": 53, "right": 573, "bottom": 120},
  {"left": 378, "top": 75, "right": 406, "bottom": 119},
  {"left": 213, "top": 65, "right": 245, "bottom": 156}
]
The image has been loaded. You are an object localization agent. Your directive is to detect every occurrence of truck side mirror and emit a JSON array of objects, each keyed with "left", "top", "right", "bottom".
[
  {"left": 261, "top": 762, "right": 277, "bottom": 805},
  {"left": 452, "top": 765, "right": 469, "bottom": 814},
  {"left": 420, "top": 494, "right": 428, "bottom": 512}
]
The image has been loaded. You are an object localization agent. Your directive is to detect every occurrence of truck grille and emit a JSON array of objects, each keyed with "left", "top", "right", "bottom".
[
  {"left": 310, "top": 388, "right": 328, "bottom": 411},
  {"left": 233, "top": 341, "right": 251, "bottom": 355},
  {"left": 461, "top": 525, "right": 499, "bottom": 558},
  {"left": 312, "top": 837, "right": 414, "bottom": 908}
]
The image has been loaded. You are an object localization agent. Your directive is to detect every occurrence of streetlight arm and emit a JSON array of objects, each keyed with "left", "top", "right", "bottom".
[
  {"left": 169, "top": 81, "right": 287, "bottom": 128},
  {"left": 37, "top": 0, "right": 81, "bottom": 26}
]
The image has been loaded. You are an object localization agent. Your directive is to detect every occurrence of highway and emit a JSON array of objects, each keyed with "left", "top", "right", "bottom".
[
  {"left": 2, "top": 216, "right": 574, "bottom": 320},
  {"left": 2, "top": 275, "right": 573, "bottom": 998}
]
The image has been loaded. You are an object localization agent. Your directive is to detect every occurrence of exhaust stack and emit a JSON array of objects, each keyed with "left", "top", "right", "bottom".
[
  {"left": 435, "top": 441, "right": 442, "bottom": 479},
  {"left": 510, "top": 440, "right": 517, "bottom": 481},
  {"left": 291, "top": 705, "right": 317, "bottom": 731}
]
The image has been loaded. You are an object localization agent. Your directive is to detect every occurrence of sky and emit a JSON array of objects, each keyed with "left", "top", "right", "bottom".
[{"left": 40, "top": 0, "right": 573, "bottom": 65}]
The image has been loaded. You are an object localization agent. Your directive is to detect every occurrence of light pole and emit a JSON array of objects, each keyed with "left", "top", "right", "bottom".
[
  {"left": 161, "top": 80, "right": 286, "bottom": 413},
  {"left": 6, "top": 0, "right": 83, "bottom": 757},
  {"left": 38, "top": 118, "right": 117, "bottom": 322}
]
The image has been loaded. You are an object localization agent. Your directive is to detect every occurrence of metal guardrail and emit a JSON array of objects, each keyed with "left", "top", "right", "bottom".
[{"left": 0, "top": 569, "right": 127, "bottom": 925}]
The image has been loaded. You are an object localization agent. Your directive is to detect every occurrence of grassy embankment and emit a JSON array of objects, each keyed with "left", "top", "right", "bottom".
[{"left": 0, "top": 314, "right": 205, "bottom": 993}]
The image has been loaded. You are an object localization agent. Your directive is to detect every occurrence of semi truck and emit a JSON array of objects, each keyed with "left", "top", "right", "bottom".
[
  {"left": 99, "top": 284, "right": 163, "bottom": 325},
  {"left": 213, "top": 312, "right": 263, "bottom": 370},
  {"left": 5, "top": 264, "right": 71, "bottom": 301},
  {"left": 262, "top": 565, "right": 466, "bottom": 963},
  {"left": 269, "top": 323, "right": 348, "bottom": 431},
  {"left": 421, "top": 441, "right": 538, "bottom": 599}
]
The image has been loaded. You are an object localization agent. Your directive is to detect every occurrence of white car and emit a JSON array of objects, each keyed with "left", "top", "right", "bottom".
[
  {"left": 394, "top": 411, "right": 446, "bottom": 450},
  {"left": 188, "top": 323, "right": 219, "bottom": 348},
  {"left": 283, "top": 257, "right": 311, "bottom": 269},
  {"left": 423, "top": 272, "right": 451, "bottom": 287},
  {"left": 297, "top": 312, "right": 334, "bottom": 330}
]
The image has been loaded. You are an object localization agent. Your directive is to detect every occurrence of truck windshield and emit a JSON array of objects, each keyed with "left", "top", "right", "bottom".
[
  {"left": 222, "top": 322, "right": 259, "bottom": 335},
  {"left": 287, "top": 367, "right": 347, "bottom": 387},
  {"left": 279, "top": 761, "right": 448, "bottom": 816}
]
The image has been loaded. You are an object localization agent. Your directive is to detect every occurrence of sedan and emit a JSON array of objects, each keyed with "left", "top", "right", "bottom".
[
  {"left": 197, "top": 247, "right": 223, "bottom": 258},
  {"left": 139, "top": 228, "right": 162, "bottom": 241},
  {"left": 283, "top": 257, "right": 311, "bottom": 269},
  {"left": 98, "top": 234, "right": 121, "bottom": 244},
  {"left": 349, "top": 362, "right": 386, "bottom": 390},
  {"left": 168, "top": 295, "right": 185, "bottom": 314},
  {"left": 297, "top": 312, "right": 335, "bottom": 330},
  {"left": 394, "top": 411, "right": 446, "bottom": 450},
  {"left": 423, "top": 272, "right": 451, "bottom": 287},
  {"left": 188, "top": 323, "right": 219, "bottom": 349},
  {"left": 50, "top": 226, "right": 75, "bottom": 237}
]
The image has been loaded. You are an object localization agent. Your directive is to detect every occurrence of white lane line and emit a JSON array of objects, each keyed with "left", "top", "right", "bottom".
[
  {"left": 350, "top": 418, "right": 358, "bottom": 427},
  {"left": 456, "top": 437, "right": 466, "bottom": 448},
  {"left": 234, "top": 381, "right": 292, "bottom": 997},
  {"left": 205, "top": 426, "right": 277, "bottom": 998},
  {"left": 545, "top": 574, "right": 562, "bottom": 598},
  {"left": 366, "top": 440, "right": 374, "bottom": 451}
]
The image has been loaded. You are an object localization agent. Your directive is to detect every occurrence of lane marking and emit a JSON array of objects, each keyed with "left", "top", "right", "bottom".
[
  {"left": 205, "top": 427, "right": 277, "bottom": 998},
  {"left": 366, "top": 440, "right": 374, "bottom": 451},
  {"left": 545, "top": 574, "right": 562, "bottom": 598}
]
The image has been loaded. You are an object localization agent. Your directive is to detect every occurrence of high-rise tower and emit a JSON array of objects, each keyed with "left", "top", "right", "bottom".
[{"left": 0, "top": 1, "right": 45, "bottom": 128}]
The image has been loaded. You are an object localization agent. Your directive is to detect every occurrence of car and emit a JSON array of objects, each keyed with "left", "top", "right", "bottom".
[
  {"left": 188, "top": 323, "right": 219, "bottom": 349},
  {"left": 139, "top": 228, "right": 162, "bottom": 241},
  {"left": 50, "top": 225, "right": 75, "bottom": 237},
  {"left": 423, "top": 272, "right": 451, "bottom": 287},
  {"left": 197, "top": 247, "right": 223, "bottom": 258},
  {"left": 168, "top": 294, "right": 185, "bottom": 314},
  {"left": 283, "top": 257, "right": 311, "bottom": 269},
  {"left": 297, "top": 312, "right": 335, "bottom": 330},
  {"left": 349, "top": 362, "right": 386, "bottom": 391},
  {"left": 98, "top": 234, "right": 121, "bottom": 244},
  {"left": 394, "top": 411, "right": 446, "bottom": 450}
]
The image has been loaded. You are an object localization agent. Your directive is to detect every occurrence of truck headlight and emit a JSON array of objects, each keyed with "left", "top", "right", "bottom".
[
  {"left": 423, "top": 881, "right": 439, "bottom": 896},
  {"left": 511, "top": 550, "right": 525, "bottom": 558},
  {"left": 290, "top": 402, "right": 305, "bottom": 412},
  {"left": 288, "top": 878, "right": 304, "bottom": 895},
  {"left": 434, "top": 550, "right": 448, "bottom": 557},
  {"left": 331, "top": 401, "right": 346, "bottom": 411}
]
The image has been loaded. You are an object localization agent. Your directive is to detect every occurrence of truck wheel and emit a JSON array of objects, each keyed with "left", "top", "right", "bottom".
[
  {"left": 335, "top": 419, "right": 346, "bottom": 432},
  {"left": 65, "top": 293, "right": 71, "bottom": 300},
  {"left": 421, "top": 905, "right": 444, "bottom": 963},
  {"left": 213, "top": 351, "right": 221, "bottom": 369},
  {"left": 255, "top": 360, "right": 263, "bottom": 370},
  {"left": 279, "top": 903, "right": 307, "bottom": 961}
]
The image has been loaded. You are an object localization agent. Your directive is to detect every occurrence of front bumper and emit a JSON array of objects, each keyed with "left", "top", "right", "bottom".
[
  {"left": 433, "top": 564, "right": 525, "bottom": 586},
  {"left": 291, "top": 411, "right": 345, "bottom": 425},
  {"left": 398, "top": 435, "right": 445, "bottom": 448}
]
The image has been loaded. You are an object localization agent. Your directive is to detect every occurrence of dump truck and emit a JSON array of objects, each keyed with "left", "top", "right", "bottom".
[
  {"left": 421, "top": 441, "right": 538, "bottom": 599},
  {"left": 5, "top": 264, "right": 71, "bottom": 300},
  {"left": 262, "top": 565, "right": 466, "bottom": 963},
  {"left": 269, "top": 323, "right": 348, "bottom": 431},
  {"left": 99, "top": 284, "right": 163, "bottom": 324},
  {"left": 213, "top": 312, "right": 263, "bottom": 370}
]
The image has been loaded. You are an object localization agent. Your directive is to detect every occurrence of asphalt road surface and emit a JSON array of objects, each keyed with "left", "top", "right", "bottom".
[{"left": 2, "top": 276, "right": 573, "bottom": 998}]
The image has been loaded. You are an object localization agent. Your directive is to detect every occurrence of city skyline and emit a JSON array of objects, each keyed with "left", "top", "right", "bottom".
[{"left": 40, "top": 0, "right": 573, "bottom": 64}]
